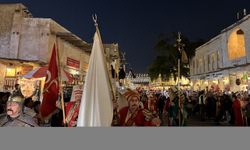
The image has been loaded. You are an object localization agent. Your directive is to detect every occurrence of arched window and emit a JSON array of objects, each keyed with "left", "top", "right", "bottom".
[{"left": 227, "top": 29, "right": 246, "bottom": 60}]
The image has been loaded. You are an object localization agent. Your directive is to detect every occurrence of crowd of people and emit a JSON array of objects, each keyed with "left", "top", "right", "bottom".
[
  {"left": 190, "top": 89, "right": 250, "bottom": 126},
  {"left": 114, "top": 86, "right": 250, "bottom": 127},
  {"left": 1, "top": 83, "right": 250, "bottom": 127}
]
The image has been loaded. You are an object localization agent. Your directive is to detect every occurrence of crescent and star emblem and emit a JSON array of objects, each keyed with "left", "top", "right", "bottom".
[
  {"left": 45, "top": 70, "right": 51, "bottom": 84},
  {"left": 43, "top": 70, "right": 58, "bottom": 94}
]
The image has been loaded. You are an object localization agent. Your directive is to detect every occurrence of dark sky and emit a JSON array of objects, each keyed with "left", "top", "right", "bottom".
[{"left": 1, "top": 0, "right": 250, "bottom": 73}]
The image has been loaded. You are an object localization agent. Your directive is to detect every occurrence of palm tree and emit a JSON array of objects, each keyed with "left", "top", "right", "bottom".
[{"left": 148, "top": 32, "right": 204, "bottom": 81}]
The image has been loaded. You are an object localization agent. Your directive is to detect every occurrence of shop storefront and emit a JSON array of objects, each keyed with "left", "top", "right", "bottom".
[
  {"left": 228, "top": 70, "right": 248, "bottom": 92},
  {"left": 191, "top": 68, "right": 250, "bottom": 92},
  {"left": 0, "top": 59, "right": 43, "bottom": 98},
  {"left": 0, "top": 56, "right": 87, "bottom": 102}
]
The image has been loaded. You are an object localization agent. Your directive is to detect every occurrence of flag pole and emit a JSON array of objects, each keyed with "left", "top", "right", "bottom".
[
  {"left": 92, "top": 14, "right": 119, "bottom": 125},
  {"left": 55, "top": 38, "right": 67, "bottom": 126},
  {"left": 176, "top": 32, "right": 183, "bottom": 126}
]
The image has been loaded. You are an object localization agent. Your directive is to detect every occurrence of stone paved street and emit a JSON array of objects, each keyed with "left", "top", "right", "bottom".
[{"left": 160, "top": 113, "right": 232, "bottom": 126}]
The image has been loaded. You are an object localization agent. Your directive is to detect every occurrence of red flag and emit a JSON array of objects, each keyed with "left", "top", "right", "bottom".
[
  {"left": 40, "top": 44, "right": 59, "bottom": 118},
  {"left": 62, "top": 69, "right": 74, "bottom": 83}
]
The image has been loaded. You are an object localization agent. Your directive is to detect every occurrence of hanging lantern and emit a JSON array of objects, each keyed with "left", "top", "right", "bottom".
[{"left": 6, "top": 63, "right": 16, "bottom": 77}]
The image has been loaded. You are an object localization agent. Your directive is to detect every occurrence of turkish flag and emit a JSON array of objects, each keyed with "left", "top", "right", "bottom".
[
  {"left": 40, "top": 44, "right": 59, "bottom": 118},
  {"left": 62, "top": 69, "right": 74, "bottom": 83}
]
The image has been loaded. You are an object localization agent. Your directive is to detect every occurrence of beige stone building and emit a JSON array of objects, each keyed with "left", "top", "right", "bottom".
[
  {"left": 190, "top": 14, "right": 250, "bottom": 92},
  {"left": 0, "top": 3, "right": 122, "bottom": 97},
  {"left": 0, "top": 3, "right": 90, "bottom": 95}
]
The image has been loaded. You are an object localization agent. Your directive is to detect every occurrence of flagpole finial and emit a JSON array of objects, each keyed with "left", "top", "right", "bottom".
[{"left": 92, "top": 14, "right": 98, "bottom": 27}]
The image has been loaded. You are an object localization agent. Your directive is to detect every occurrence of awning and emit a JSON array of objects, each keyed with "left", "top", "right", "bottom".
[
  {"left": 22, "top": 66, "right": 74, "bottom": 83},
  {"left": 22, "top": 66, "right": 48, "bottom": 78}
]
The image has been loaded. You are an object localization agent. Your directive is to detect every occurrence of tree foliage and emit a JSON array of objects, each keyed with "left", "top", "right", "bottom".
[{"left": 148, "top": 32, "right": 205, "bottom": 81}]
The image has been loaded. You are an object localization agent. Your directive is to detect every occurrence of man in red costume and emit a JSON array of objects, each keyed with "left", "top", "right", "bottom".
[
  {"left": 65, "top": 85, "right": 83, "bottom": 127},
  {"left": 232, "top": 93, "right": 244, "bottom": 126},
  {"left": 118, "top": 89, "right": 161, "bottom": 126},
  {"left": 65, "top": 101, "right": 80, "bottom": 127},
  {"left": 143, "top": 93, "right": 158, "bottom": 114}
]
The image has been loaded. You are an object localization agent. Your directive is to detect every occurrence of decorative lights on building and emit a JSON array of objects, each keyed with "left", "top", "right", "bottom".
[{"left": 127, "top": 73, "right": 151, "bottom": 84}]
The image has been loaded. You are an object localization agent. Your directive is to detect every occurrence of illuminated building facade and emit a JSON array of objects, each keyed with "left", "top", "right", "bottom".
[{"left": 190, "top": 14, "right": 250, "bottom": 92}]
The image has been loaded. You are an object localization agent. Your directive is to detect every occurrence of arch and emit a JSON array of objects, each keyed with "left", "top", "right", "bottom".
[{"left": 227, "top": 28, "right": 246, "bottom": 60}]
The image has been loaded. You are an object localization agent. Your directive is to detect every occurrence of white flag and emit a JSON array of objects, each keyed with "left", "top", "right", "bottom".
[{"left": 77, "top": 29, "right": 113, "bottom": 127}]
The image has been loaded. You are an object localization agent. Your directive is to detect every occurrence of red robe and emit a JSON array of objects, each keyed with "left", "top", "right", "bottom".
[
  {"left": 144, "top": 100, "right": 157, "bottom": 113},
  {"left": 232, "top": 99, "right": 244, "bottom": 126},
  {"left": 65, "top": 101, "right": 80, "bottom": 127},
  {"left": 119, "top": 106, "right": 153, "bottom": 126},
  {"left": 164, "top": 98, "right": 171, "bottom": 126},
  {"left": 164, "top": 98, "right": 171, "bottom": 111}
]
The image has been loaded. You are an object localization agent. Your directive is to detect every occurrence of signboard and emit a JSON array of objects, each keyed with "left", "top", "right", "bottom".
[{"left": 67, "top": 57, "right": 80, "bottom": 69}]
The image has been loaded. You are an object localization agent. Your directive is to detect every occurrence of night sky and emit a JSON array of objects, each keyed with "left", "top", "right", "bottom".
[{"left": 1, "top": 0, "right": 250, "bottom": 73}]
